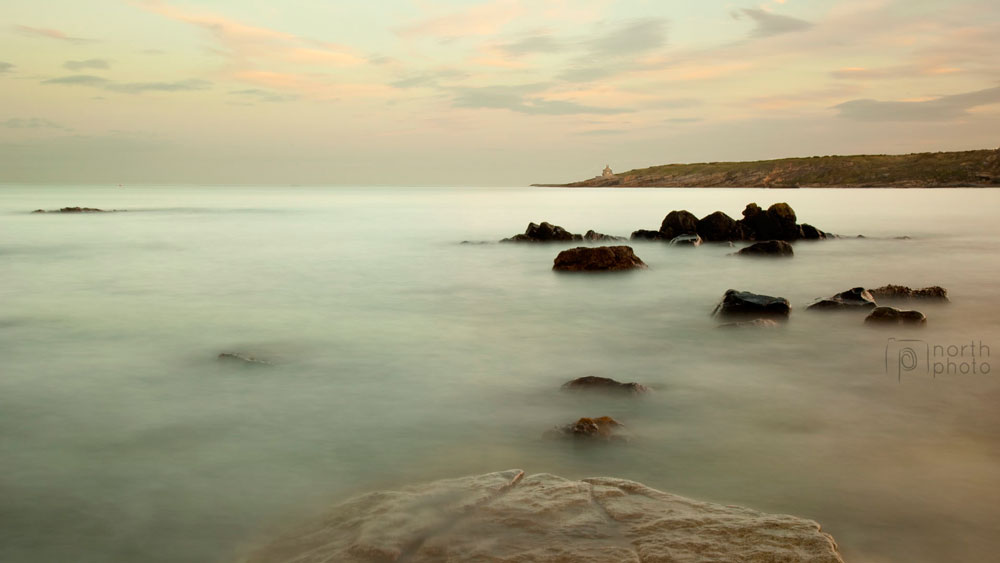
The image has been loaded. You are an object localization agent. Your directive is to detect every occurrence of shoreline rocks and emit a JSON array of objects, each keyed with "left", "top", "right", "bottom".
[
  {"left": 240, "top": 469, "right": 845, "bottom": 563},
  {"left": 561, "top": 376, "right": 649, "bottom": 394},
  {"left": 553, "top": 246, "right": 647, "bottom": 272}
]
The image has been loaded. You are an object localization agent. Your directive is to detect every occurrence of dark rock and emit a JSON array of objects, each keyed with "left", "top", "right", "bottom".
[
  {"left": 60, "top": 207, "right": 107, "bottom": 213},
  {"left": 544, "top": 416, "right": 627, "bottom": 442},
  {"left": 807, "top": 287, "right": 877, "bottom": 310},
  {"left": 669, "top": 234, "right": 702, "bottom": 247},
  {"left": 583, "top": 230, "right": 626, "bottom": 242},
  {"left": 630, "top": 229, "right": 665, "bottom": 241},
  {"left": 801, "top": 224, "right": 826, "bottom": 239},
  {"left": 713, "top": 289, "right": 791, "bottom": 319},
  {"left": 561, "top": 376, "right": 649, "bottom": 394},
  {"left": 32, "top": 209, "right": 46, "bottom": 213},
  {"left": 865, "top": 307, "right": 927, "bottom": 325},
  {"left": 553, "top": 246, "right": 647, "bottom": 272},
  {"left": 659, "top": 210, "right": 699, "bottom": 239},
  {"left": 868, "top": 285, "right": 949, "bottom": 302},
  {"left": 218, "top": 352, "right": 271, "bottom": 366},
  {"left": 735, "top": 240, "right": 794, "bottom": 257},
  {"left": 502, "top": 222, "right": 583, "bottom": 243},
  {"left": 717, "top": 318, "right": 780, "bottom": 329},
  {"left": 738, "top": 202, "right": 801, "bottom": 241},
  {"left": 697, "top": 211, "right": 741, "bottom": 242}
]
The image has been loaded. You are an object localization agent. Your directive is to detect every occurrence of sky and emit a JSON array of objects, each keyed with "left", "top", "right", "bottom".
[{"left": 1, "top": 0, "right": 998, "bottom": 185}]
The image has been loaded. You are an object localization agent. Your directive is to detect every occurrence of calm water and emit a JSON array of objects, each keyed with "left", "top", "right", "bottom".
[{"left": 1, "top": 185, "right": 999, "bottom": 563}]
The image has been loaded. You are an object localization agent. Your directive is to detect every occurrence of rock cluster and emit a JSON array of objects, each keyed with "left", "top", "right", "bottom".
[
  {"left": 552, "top": 246, "right": 647, "bottom": 272},
  {"left": 240, "top": 470, "right": 845, "bottom": 563},
  {"left": 868, "top": 285, "right": 949, "bottom": 302},
  {"left": 502, "top": 222, "right": 623, "bottom": 243},
  {"left": 632, "top": 202, "right": 827, "bottom": 243}
]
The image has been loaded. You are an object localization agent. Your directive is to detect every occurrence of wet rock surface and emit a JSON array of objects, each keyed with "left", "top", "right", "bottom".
[
  {"left": 713, "top": 289, "right": 791, "bottom": 319},
  {"left": 807, "top": 287, "right": 878, "bottom": 310},
  {"left": 553, "top": 246, "right": 648, "bottom": 272},
  {"left": 240, "top": 470, "right": 845, "bottom": 563},
  {"left": 561, "top": 376, "right": 649, "bottom": 394},
  {"left": 865, "top": 306, "right": 928, "bottom": 325},
  {"left": 736, "top": 240, "right": 794, "bottom": 256}
]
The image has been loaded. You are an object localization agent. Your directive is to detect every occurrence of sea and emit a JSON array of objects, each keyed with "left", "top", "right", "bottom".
[{"left": 1, "top": 185, "right": 999, "bottom": 562}]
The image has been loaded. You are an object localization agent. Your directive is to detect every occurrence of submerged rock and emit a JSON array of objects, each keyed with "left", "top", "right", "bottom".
[
  {"left": 669, "top": 234, "right": 702, "bottom": 247},
  {"left": 583, "top": 229, "right": 627, "bottom": 242},
  {"left": 865, "top": 306, "right": 927, "bottom": 325},
  {"left": 545, "top": 416, "right": 628, "bottom": 442},
  {"left": 630, "top": 229, "right": 665, "bottom": 241},
  {"left": 807, "top": 287, "right": 878, "bottom": 310},
  {"left": 868, "top": 284, "right": 949, "bottom": 302},
  {"left": 553, "top": 246, "right": 647, "bottom": 272},
  {"left": 33, "top": 206, "right": 116, "bottom": 213},
  {"left": 801, "top": 223, "right": 826, "bottom": 239},
  {"left": 217, "top": 352, "right": 271, "bottom": 366},
  {"left": 502, "top": 221, "right": 583, "bottom": 243},
  {"left": 736, "top": 240, "right": 794, "bottom": 256},
  {"left": 241, "top": 470, "right": 845, "bottom": 563},
  {"left": 561, "top": 376, "right": 649, "bottom": 394},
  {"left": 717, "top": 318, "right": 780, "bottom": 329},
  {"left": 713, "top": 289, "right": 791, "bottom": 319}
]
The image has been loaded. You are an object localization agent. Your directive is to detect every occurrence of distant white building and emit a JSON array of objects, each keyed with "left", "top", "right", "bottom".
[{"left": 602, "top": 164, "right": 614, "bottom": 178}]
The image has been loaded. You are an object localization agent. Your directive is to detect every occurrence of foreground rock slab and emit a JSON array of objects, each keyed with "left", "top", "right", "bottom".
[
  {"left": 553, "top": 246, "right": 648, "bottom": 272},
  {"left": 713, "top": 289, "right": 791, "bottom": 319},
  {"left": 562, "top": 376, "right": 649, "bottom": 394},
  {"left": 240, "top": 470, "right": 844, "bottom": 563}
]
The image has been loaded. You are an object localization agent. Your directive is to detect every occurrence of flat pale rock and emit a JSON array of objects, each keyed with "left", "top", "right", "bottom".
[{"left": 240, "top": 471, "right": 843, "bottom": 563}]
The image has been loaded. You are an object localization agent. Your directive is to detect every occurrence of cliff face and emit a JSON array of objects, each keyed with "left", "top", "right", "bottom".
[{"left": 543, "top": 148, "right": 1000, "bottom": 188}]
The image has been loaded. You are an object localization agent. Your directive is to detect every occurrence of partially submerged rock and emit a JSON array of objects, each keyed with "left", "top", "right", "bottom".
[
  {"left": 502, "top": 221, "right": 583, "bottom": 243},
  {"left": 553, "top": 246, "right": 647, "bottom": 272},
  {"left": 717, "top": 318, "right": 780, "bottom": 329},
  {"left": 736, "top": 240, "right": 794, "bottom": 257},
  {"left": 865, "top": 306, "right": 927, "bottom": 325},
  {"left": 713, "top": 289, "right": 791, "bottom": 319},
  {"left": 807, "top": 287, "right": 878, "bottom": 310},
  {"left": 545, "top": 416, "right": 627, "bottom": 442},
  {"left": 659, "top": 209, "right": 699, "bottom": 239},
  {"left": 583, "top": 229, "right": 627, "bottom": 242},
  {"left": 697, "top": 210, "right": 742, "bottom": 242},
  {"left": 218, "top": 352, "right": 271, "bottom": 366},
  {"left": 561, "top": 376, "right": 649, "bottom": 394},
  {"left": 669, "top": 234, "right": 702, "bottom": 247},
  {"left": 801, "top": 223, "right": 827, "bottom": 240},
  {"left": 241, "top": 470, "right": 845, "bottom": 563},
  {"left": 630, "top": 229, "right": 665, "bottom": 241},
  {"left": 868, "top": 284, "right": 949, "bottom": 302},
  {"left": 33, "top": 206, "right": 117, "bottom": 213}
]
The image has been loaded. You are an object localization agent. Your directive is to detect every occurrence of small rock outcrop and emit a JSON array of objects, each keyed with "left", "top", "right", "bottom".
[
  {"left": 545, "top": 416, "right": 628, "bottom": 442},
  {"left": 717, "top": 318, "right": 780, "bottom": 329},
  {"left": 669, "top": 234, "right": 702, "bottom": 246},
  {"left": 659, "top": 210, "right": 699, "bottom": 239},
  {"left": 553, "top": 246, "right": 647, "bottom": 272},
  {"left": 241, "top": 470, "right": 845, "bottom": 563},
  {"left": 868, "top": 285, "right": 949, "bottom": 302},
  {"left": 713, "top": 289, "right": 791, "bottom": 319},
  {"left": 630, "top": 229, "right": 665, "bottom": 241},
  {"left": 218, "top": 352, "right": 271, "bottom": 366},
  {"left": 697, "top": 211, "right": 742, "bottom": 242},
  {"left": 736, "top": 240, "right": 794, "bottom": 257},
  {"left": 583, "top": 229, "right": 626, "bottom": 242},
  {"left": 33, "top": 207, "right": 115, "bottom": 213},
  {"left": 801, "top": 223, "right": 826, "bottom": 239},
  {"left": 502, "top": 222, "right": 583, "bottom": 243},
  {"left": 865, "top": 306, "right": 927, "bottom": 325},
  {"left": 561, "top": 376, "right": 648, "bottom": 394},
  {"left": 807, "top": 287, "right": 878, "bottom": 310}
]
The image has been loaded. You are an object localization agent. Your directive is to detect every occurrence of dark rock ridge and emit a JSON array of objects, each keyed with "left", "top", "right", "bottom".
[
  {"left": 33, "top": 207, "right": 120, "bottom": 213},
  {"left": 241, "top": 469, "right": 845, "bottom": 563},
  {"left": 717, "top": 318, "right": 780, "bottom": 329},
  {"left": 713, "top": 289, "right": 791, "bottom": 319},
  {"left": 865, "top": 307, "right": 927, "bottom": 325},
  {"left": 868, "top": 284, "right": 949, "bottom": 302},
  {"left": 501, "top": 222, "right": 623, "bottom": 243},
  {"left": 562, "top": 376, "right": 649, "bottom": 394},
  {"left": 807, "top": 287, "right": 878, "bottom": 310},
  {"left": 632, "top": 202, "right": 826, "bottom": 243},
  {"left": 736, "top": 240, "right": 794, "bottom": 257},
  {"left": 544, "top": 416, "right": 627, "bottom": 442},
  {"left": 553, "top": 246, "right": 647, "bottom": 272}
]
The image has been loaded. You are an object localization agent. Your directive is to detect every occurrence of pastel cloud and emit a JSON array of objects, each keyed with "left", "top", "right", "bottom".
[
  {"left": 833, "top": 86, "right": 1000, "bottom": 121},
  {"left": 0, "top": 61, "right": 14, "bottom": 73},
  {"left": 42, "top": 74, "right": 211, "bottom": 94},
  {"left": 14, "top": 24, "right": 93, "bottom": 44},
  {"left": 63, "top": 59, "right": 110, "bottom": 71},
  {"left": 733, "top": 8, "right": 813, "bottom": 38}
]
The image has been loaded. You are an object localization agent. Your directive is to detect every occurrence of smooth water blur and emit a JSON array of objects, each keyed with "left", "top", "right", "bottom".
[{"left": 1, "top": 185, "right": 999, "bottom": 563}]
